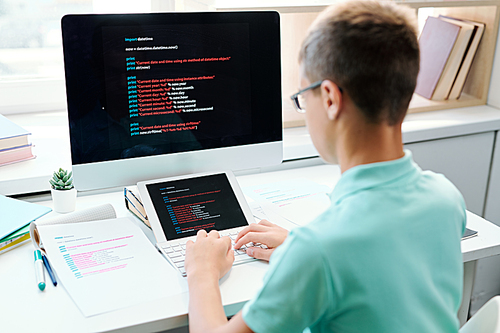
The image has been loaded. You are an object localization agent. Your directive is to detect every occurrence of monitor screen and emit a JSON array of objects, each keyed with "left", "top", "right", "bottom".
[{"left": 62, "top": 12, "right": 282, "bottom": 190}]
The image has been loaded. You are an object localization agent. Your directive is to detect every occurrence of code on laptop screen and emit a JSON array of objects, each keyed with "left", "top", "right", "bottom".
[{"left": 146, "top": 173, "right": 248, "bottom": 240}]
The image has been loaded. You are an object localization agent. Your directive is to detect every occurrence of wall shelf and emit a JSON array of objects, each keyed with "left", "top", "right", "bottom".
[{"left": 219, "top": 0, "right": 500, "bottom": 127}]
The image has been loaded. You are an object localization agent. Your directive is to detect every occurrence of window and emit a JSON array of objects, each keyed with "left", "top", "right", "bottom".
[
  {"left": 0, "top": 0, "right": 215, "bottom": 114},
  {"left": 0, "top": 0, "right": 310, "bottom": 123}
]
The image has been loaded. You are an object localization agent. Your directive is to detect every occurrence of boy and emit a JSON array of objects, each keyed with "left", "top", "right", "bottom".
[{"left": 184, "top": 1, "right": 466, "bottom": 332}]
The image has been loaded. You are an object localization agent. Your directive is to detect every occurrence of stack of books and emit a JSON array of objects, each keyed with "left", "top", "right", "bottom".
[
  {"left": 415, "top": 15, "right": 485, "bottom": 101},
  {"left": 124, "top": 187, "right": 150, "bottom": 228},
  {"left": 0, "top": 195, "right": 51, "bottom": 254},
  {"left": 0, "top": 114, "right": 36, "bottom": 167}
]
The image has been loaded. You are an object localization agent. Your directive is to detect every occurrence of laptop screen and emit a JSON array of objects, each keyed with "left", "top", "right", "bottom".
[{"left": 145, "top": 173, "right": 248, "bottom": 240}]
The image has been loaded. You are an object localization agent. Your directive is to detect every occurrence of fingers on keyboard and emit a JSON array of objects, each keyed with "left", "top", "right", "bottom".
[{"left": 162, "top": 231, "right": 256, "bottom": 277}]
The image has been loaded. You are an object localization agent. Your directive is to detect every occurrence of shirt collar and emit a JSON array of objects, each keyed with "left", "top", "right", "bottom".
[{"left": 330, "top": 150, "right": 420, "bottom": 204}]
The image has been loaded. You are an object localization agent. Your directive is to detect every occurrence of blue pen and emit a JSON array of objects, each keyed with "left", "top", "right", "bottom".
[
  {"left": 42, "top": 254, "right": 57, "bottom": 286},
  {"left": 34, "top": 250, "right": 46, "bottom": 291}
]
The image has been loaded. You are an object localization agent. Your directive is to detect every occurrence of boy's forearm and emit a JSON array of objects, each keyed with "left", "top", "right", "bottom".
[{"left": 188, "top": 271, "right": 228, "bottom": 333}]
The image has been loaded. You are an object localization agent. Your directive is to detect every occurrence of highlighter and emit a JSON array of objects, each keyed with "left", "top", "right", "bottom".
[{"left": 34, "top": 250, "right": 46, "bottom": 291}]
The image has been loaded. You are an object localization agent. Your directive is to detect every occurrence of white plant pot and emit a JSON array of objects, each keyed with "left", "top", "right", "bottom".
[{"left": 51, "top": 188, "right": 77, "bottom": 214}]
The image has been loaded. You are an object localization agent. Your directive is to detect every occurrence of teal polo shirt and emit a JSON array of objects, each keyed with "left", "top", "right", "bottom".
[{"left": 242, "top": 150, "right": 466, "bottom": 333}]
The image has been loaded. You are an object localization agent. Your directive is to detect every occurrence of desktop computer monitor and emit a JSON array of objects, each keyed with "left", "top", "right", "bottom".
[{"left": 61, "top": 11, "right": 282, "bottom": 191}]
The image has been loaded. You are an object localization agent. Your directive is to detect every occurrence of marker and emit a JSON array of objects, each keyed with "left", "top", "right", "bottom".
[
  {"left": 34, "top": 250, "right": 46, "bottom": 291},
  {"left": 42, "top": 254, "right": 57, "bottom": 287}
]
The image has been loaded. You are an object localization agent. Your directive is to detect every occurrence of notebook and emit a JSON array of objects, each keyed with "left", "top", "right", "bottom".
[
  {"left": 0, "top": 194, "right": 51, "bottom": 240},
  {"left": 462, "top": 227, "right": 478, "bottom": 241},
  {"left": 137, "top": 170, "right": 258, "bottom": 276}
]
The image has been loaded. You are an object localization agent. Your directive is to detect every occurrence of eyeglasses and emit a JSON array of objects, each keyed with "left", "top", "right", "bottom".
[
  {"left": 290, "top": 80, "right": 342, "bottom": 113},
  {"left": 290, "top": 80, "right": 322, "bottom": 113}
]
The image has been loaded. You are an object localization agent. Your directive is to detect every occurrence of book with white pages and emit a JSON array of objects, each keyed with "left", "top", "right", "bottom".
[
  {"left": 0, "top": 114, "right": 31, "bottom": 150},
  {"left": 440, "top": 16, "right": 485, "bottom": 100},
  {"left": 137, "top": 170, "right": 262, "bottom": 277},
  {"left": 432, "top": 17, "right": 475, "bottom": 100}
]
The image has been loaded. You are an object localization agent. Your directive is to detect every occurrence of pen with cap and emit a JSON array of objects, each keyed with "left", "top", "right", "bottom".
[
  {"left": 42, "top": 254, "right": 57, "bottom": 286},
  {"left": 34, "top": 250, "right": 46, "bottom": 291}
]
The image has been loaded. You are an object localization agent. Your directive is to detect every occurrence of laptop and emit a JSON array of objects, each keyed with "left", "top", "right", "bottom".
[{"left": 137, "top": 170, "right": 261, "bottom": 276}]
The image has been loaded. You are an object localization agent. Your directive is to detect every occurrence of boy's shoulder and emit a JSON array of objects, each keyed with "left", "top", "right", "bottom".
[
  {"left": 302, "top": 166, "right": 465, "bottom": 247},
  {"left": 419, "top": 169, "right": 464, "bottom": 201}
]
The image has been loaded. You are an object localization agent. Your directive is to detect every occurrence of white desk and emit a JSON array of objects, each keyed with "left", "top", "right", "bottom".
[
  {"left": 3, "top": 105, "right": 500, "bottom": 196},
  {"left": 2, "top": 164, "right": 500, "bottom": 332}
]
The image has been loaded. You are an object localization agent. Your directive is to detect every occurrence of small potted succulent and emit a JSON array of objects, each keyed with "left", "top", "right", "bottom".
[{"left": 49, "top": 168, "right": 77, "bottom": 213}]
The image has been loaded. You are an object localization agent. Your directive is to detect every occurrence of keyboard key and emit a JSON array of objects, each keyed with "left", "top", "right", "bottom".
[
  {"left": 172, "top": 246, "right": 182, "bottom": 252},
  {"left": 172, "top": 256, "right": 184, "bottom": 263},
  {"left": 234, "top": 254, "right": 252, "bottom": 262},
  {"left": 175, "top": 262, "right": 184, "bottom": 268},
  {"left": 169, "top": 251, "right": 182, "bottom": 258}
]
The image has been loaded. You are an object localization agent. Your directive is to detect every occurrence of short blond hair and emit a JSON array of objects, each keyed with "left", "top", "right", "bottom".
[{"left": 299, "top": 0, "right": 419, "bottom": 125}]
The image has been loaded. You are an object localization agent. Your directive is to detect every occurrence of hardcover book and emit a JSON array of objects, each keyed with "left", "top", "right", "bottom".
[
  {"left": 440, "top": 16, "right": 485, "bottom": 100},
  {"left": 415, "top": 16, "right": 461, "bottom": 99},
  {"left": 432, "top": 17, "right": 475, "bottom": 100},
  {"left": 0, "top": 114, "right": 31, "bottom": 150}
]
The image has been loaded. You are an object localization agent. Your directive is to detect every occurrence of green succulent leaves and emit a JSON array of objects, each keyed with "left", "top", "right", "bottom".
[{"left": 50, "top": 168, "right": 74, "bottom": 190}]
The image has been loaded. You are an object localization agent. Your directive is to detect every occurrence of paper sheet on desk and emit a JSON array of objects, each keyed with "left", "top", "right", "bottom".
[
  {"left": 38, "top": 217, "right": 188, "bottom": 317},
  {"left": 244, "top": 179, "right": 331, "bottom": 226}
]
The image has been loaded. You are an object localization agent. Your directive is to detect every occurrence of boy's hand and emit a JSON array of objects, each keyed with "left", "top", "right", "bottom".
[
  {"left": 185, "top": 230, "right": 234, "bottom": 280},
  {"left": 234, "top": 219, "right": 288, "bottom": 261}
]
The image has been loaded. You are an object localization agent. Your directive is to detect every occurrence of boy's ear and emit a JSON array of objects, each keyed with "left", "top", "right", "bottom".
[{"left": 321, "top": 80, "right": 342, "bottom": 120}]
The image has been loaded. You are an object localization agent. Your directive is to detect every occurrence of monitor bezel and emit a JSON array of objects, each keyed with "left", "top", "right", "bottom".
[{"left": 61, "top": 11, "right": 283, "bottom": 191}]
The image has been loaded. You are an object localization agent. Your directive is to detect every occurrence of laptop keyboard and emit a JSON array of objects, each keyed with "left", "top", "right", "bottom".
[{"left": 160, "top": 231, "right": 267, "bottom": 276}]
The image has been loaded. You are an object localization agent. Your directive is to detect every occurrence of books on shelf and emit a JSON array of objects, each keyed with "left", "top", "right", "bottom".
[
  {"left": 0, "top": 114, "right": 35, "bottom": 166},
  {"left": 432, "top": 17, "right": 475, "bottom": 100},
  {"left": 443, "top": 16, "right": 485, "bottom": 100},
  {"left": 415, "top": 16, "right": 460, "bottom": 99},
  {"left": 415, "top": 15, "right": 484, "bottom": 101}
]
